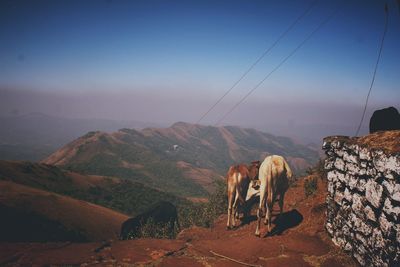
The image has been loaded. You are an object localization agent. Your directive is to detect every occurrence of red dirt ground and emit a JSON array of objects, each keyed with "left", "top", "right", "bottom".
[{"left": 0, "top": 177, "right": 357, "bottom": 267}]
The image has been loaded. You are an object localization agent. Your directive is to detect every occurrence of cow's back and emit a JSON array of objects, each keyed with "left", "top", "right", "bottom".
[
  {"left": 259, "top": 155, "right": 285, "bottom": 178},
  {"left": 259, "top": 155, "right": 290, "bottom": 193}
]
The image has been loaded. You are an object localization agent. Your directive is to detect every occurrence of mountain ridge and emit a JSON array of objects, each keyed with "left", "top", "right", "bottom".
[
  {"left": 42, "top": 122, "right": 319, "bottom": 197},
  {"left": 0, "top": 113, "right": 164, "bottom": 161}
]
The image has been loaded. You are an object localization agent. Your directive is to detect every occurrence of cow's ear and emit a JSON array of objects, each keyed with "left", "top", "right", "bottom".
[{"left": 252, "top": 160, "right": 260, "bottom": 166}]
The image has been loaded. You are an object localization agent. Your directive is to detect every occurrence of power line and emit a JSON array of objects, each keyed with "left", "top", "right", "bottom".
[
  {"left": 355, "top": 3, "right": 389, "bottom": 136},
  {"left": 195, "top": 0, "right": 319, "bottom": 125},
  {"left": 214, "top": 4, "right": 342, "bottom": 126}
]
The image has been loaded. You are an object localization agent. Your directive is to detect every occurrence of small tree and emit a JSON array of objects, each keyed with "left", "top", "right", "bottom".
[
  {"left": 202, "top": 179, "right": 228, "bottom": 227},
  {"left": 304, "top": 176, "right": 318, "bottom": 197}
]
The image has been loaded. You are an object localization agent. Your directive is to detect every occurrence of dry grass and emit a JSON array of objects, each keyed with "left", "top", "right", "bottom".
[
  {"left": 357, "top": 130, "right": 400, "bottom": 154},
  {"left": 324, "top": 130, "right": 400, "bottom": 154}
]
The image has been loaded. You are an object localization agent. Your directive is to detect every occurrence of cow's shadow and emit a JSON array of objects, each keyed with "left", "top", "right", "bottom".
[
  {"left": 264, "top": 209, "right": 303, "bottom": 237},
  {"left": 236, "top": 196, "right": 259, "bottom": 227},
  {"left": 240, "top": 214, "right": 257, "bottom": 225}
]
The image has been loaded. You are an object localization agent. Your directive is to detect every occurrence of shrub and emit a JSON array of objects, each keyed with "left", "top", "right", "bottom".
[
  {"left": 304, "top": 176, "right": 318, "bottom": 197},
  {"left": 305, "top": 159, "right": 327, "bottom": 180},
  {"left": 178, "top": 179, "right": 227, "bottom": 229},
  {"left": 126, "top": 218, "right": 179, "bottom": 239},
  {"left": 203, "top": 179, "right": 228, "bottom": 223},
  {"left": 315, "top": 159, "right": 327, "bottom": 180}
]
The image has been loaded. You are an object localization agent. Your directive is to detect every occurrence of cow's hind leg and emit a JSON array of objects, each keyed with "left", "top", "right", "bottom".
[
  {"left": 278, "top": 192, "right": 285, "bottom": 218},
  {"left": 264, "top": 194, "right": 275, "bottom": 225},
  {"left": 265, "top": 193, "right": 275, "bottom": 233},
  {"left": 263, "top": 200, "right": 268, "bottom": 225},
  {"left": 255, "top": 182, "right": 266, "bottom": 237},
  {"left": 227, "top": 187, "right": 235, "bottom": 230},
  {"left": 232, "top": 192, "right": 239, "bottom": 227},
  {"left": 256, "top": 207, "right": 263, "bottom": 237},
  {"left": 227, "top": 205, "right": 232, "bottom": 229}
]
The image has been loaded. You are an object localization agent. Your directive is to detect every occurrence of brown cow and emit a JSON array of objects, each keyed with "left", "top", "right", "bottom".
[
  {"left": 226, "top": 161, "right": 260, "bottom": 229},
  {"left": 255, "top": 155, "right": 292, "bottom": 237}
]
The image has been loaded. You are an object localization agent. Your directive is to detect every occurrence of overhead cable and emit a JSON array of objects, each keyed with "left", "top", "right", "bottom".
[
  {"left": 214, "top": 3, "right": 342, "bottom": 126},
  {"left": 355, "top": 3, "right": 389, "bottom": 136},
  {"left": 195, "top": 0, "right": 319, "bottom": 125}
]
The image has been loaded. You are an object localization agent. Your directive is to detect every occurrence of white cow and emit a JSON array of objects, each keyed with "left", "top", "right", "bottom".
[{"left": 255, "top": 155, "right": 292, "bottom": 237}]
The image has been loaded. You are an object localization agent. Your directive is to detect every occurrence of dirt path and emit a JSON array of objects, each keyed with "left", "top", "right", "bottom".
[{"left": 0, "top": 178, "right": 357, "bottom": 267}]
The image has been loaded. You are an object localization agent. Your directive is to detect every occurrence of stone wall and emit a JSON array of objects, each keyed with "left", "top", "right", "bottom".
[{"left": 322, "top": 132, "right": 400, "bottom": 266}]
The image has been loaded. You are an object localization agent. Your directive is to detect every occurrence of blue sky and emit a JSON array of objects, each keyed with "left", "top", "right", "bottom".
[{"left": 0, "top": 0, "right": 399, "bottom": 138}]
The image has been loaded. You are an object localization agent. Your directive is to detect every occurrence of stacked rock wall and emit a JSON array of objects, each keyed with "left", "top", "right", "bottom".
[{"left": 323, "top": 134, "right": 400, "bottom": 266}]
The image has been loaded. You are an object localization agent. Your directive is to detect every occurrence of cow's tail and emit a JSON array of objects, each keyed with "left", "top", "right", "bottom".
[
  {"left": 283, "top": 159, "right": 293, "bottom": 180},
  {"left": 267, "top": 164, "right": 273, "bottom": 207}
]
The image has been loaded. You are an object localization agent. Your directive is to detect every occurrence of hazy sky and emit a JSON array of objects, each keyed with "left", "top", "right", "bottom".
[{"left": 0, "top": 0, "right": 399, "bottom": 138}]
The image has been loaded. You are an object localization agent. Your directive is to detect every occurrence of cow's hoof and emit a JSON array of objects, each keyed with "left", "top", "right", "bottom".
[
  {"left": 226, "top": 226, "right": 231, "bottom": 230},
  {"left": 255, "top": 232, "right": 260, "bottom": 237}
]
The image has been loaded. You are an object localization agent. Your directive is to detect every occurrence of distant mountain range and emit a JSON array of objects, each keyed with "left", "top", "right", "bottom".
[
  {"left": 0, "top": 113, "right": 164, "bottom": 161},
  {"left": 42, "top": 122, "right": 320, "bottom": 197}
]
